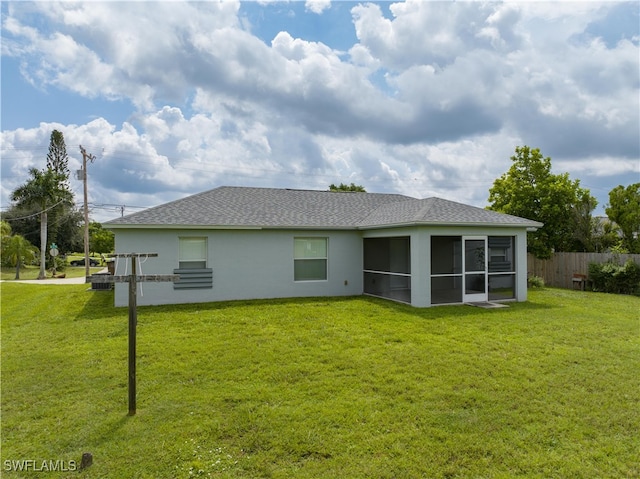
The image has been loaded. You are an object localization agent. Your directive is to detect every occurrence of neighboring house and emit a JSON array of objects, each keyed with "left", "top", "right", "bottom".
[{"left": 104, "top": 186, "right": 542, "bottom": 308}]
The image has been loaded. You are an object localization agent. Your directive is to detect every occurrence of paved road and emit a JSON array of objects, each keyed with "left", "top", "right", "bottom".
[
  {"left": 1, "top": 269, "right": 110, "bottom": 285},
  {"left": 1, "top": 276, "right": 87, "bottom": 285}
]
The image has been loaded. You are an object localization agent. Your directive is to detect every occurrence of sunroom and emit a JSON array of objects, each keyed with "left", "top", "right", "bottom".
[
  {"left": 429, "top": 235, "right": 516, "bottom": 305},
  {"left": 363, "top": 231, "right": 522, "bottom": 307}
]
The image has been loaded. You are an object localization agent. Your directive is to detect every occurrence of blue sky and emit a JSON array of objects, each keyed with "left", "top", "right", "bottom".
[{"left": 1, "top": 1, "right": 638, "bottom": 222}]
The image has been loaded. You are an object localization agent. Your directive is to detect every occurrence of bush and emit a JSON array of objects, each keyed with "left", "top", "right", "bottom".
[
  {"left": 528, "top": 275, "right": 545, "bottom": 288},
  {"left": 588, "top": 260, "right": 640, "bottom": 295}
]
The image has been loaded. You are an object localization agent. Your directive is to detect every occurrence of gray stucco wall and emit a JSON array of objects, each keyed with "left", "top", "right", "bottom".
[
  {"left": 112, "top": 225, "right": 530, "bottom": 307},
  {"left": 112, "top": 228, "right": 363, "bottom": 307}
]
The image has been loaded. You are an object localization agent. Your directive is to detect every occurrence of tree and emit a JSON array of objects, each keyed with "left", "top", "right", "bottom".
[
  {"left": 89, "top": 221, "right": 115, "bottom": 254},
  {"left": 6, "top": 130, "right": 81, "bottom": 272},
  {"left": 46, "top": 130, "right": 70, "bottom": 182},
  {"left": 1, "top": 222, "right": 38, "bottom": 279},
  {"left": 11, "top": 168, "right": 73, "bottom": 279},
  {"left": 591, "top": 218, "right": 620, "bottom": 253},
  {"left": 1, "top": 203, "right": 82, "bottom": 257},
  {"left": 45, "top": 130, "right": 75, "bottom": 250},
  {"left": 0, "top": 220, "right": 10, "bottom": 238},
  {"left": 605, "top": 183, "right": 640, "bottom": 253},
  {"left": 571, "top": 190, "right": 599, "bottom": 252},
  {"left": 329, "top": 183, "right": 366, "bottom": 192},
  {"left": 487, "top": 146, "right": 597, "bottom": 258}
]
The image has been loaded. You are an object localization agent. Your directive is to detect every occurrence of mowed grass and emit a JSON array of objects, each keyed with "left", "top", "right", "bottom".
[{"left": 1, "top": 285, "right": 638, "bottom": 478}]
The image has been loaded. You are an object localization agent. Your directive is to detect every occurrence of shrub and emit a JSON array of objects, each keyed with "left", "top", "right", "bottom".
[
  {"left": 528, "top": 275, "right": 545, "bottom": 288},
  {"left": 588, "top": 260, "right": 640, "bottom": 295}
]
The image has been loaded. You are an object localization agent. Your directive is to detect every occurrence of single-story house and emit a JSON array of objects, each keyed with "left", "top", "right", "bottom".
[{"left": 104, "top": 186, "right": 542, "bottom": 308}]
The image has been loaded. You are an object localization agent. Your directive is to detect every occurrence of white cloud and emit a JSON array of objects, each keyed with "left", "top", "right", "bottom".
[
  {"left": 1, "top": 1, "right": 637, "bottom": 221},
  {"left": 305, "top": 0, "right": 331, "bottom": 15}
]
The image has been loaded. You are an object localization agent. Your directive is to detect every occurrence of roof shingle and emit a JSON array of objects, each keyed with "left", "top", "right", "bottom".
[{"left": 105, "top": 186, "right": 542, "bottom": 229}]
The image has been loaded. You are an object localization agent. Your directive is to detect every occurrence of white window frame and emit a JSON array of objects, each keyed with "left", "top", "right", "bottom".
[
  {"left": 178, "top": 236, "right": 208, "bottom": 269},
  {"left": 293, "top": 237, "right": 328, "bottom": 282}
]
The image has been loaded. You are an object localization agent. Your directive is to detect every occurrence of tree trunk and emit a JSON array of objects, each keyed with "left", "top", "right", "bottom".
[
  {"left": 14, "top": 257, "right": 21, "bottom": 280},
  {"left": 39, "top": 210, "right": 47, "bottom": 280}
]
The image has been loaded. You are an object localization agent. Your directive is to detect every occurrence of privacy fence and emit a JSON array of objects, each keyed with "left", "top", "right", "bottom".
[{"left": 527, "top": 252, "right": 640, "bottom": 289}]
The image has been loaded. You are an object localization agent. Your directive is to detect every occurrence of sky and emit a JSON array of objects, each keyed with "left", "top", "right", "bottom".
[{"left": 1, "top": 0, "right": 639, "bottom": 223}]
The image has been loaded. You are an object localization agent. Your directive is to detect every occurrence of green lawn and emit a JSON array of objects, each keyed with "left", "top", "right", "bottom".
[{"left": 1, "top": 286, "right": 638, "bottom": 478}]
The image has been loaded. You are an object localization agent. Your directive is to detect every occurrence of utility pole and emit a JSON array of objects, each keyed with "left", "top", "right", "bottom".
[{"left": 79, "top": 146, "right": 95, "bottom": 278}]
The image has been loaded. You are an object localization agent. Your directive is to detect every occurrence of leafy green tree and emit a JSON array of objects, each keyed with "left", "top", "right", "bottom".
[
  {"left": 605, "top": 184, "right": 640, "bottom": 253},
  {"left": 329, "top": 183, "right": 366, "bottom": 192},
  {"left": 571, "top": 190, "right": 599, "bottom": 252},
  {"left": 591, "top": 217, "right": 620, "bottom": 253},
  {"left": 0, "top": 220, "right": 10, "bottom": 238},
  {"left": 89, "top": 221, "right": 115, "bottom": 254},
  {"left": 488, "top": 146, "right": 597, "bottom": 258},
  {"left": 1, "top": 222, "right": 39, "bottom": 279},
  {"left": 0, "top": 204, "right": 82, "bottom": 257},
  {"left": 11, "top": 168, "right": 73, "bottom": 279},
  {"left": 6, "top": 131, "right": 81, "bottom": 272}
]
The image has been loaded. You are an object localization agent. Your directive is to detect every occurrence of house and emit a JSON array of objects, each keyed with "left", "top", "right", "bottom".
[{"left": 104, "top": 186, "right": 542, "bottom": 308}]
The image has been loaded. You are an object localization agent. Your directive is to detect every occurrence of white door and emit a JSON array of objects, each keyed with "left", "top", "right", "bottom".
[{"left": 463, "top": 237, "right": 487, "bottom": 303}]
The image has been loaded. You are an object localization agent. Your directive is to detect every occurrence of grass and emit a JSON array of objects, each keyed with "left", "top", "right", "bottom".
[{"left": 1, "top": 286, "right": 639, "bottom": 478}]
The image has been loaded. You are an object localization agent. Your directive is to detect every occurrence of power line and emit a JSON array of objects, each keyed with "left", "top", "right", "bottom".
[{"left": 0, "top": 198, "right": 69, "bottom": 221}]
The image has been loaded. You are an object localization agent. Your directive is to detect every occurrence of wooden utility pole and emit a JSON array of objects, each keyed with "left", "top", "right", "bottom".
[
  {"left": 87, "top": 253, "right": 179, "bottom": 415},
  {"left": 79, "top": 146, "right": 95, "bottom": 278}
]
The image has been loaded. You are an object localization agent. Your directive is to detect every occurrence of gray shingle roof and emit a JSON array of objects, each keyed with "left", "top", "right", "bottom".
[
  {"left": 358, "top": 197, "right": 542, "bottom": 228},
  {"left": 105, "top": 186, "right": 542, "bottom": 229}
]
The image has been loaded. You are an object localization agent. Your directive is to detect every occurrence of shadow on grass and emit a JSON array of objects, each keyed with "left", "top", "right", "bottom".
[
  {"left": 357, "top": 294, "right": 557, "bottom": 320},
  {"left": 75, "top": 290, "right": 558, "bottom": 323},
  {"left": 85, "top": 414, "right": 133, "bottom": 449},
  {"left": 76, "top": 288, "right": 120, "bottom": 320}
]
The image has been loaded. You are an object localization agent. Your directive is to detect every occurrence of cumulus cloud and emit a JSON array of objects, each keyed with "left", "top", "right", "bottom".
[
  {"left": 305, "top": 0, "right": 331, "bottom": 15},
  {"left": 1, "top": 1, "right": 637, "bottom": 221}
]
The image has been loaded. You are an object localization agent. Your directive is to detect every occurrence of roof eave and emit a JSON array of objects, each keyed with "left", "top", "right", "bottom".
[
  {"left": 106, "top": 221, "right": 543, "bottom": 231},
  {"left": 105, "top": 224, "right": 264, "bottom": 231},
  {"left": 105, "top": 223, "right": 357, "bottom": 231},
  {"left": 359, "top": 221, "right": 543, "bottom": 230}
]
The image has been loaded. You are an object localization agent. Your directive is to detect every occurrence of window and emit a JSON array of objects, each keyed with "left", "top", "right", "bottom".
[
  {"left": 488, "top": 236, "right": 515, "bottom": 301},
  {"left": 294, "top": 237, "right": 327, "bottom": 281},
  {"left": 179, "top": 237, "right": 207, "bottom": 269}
]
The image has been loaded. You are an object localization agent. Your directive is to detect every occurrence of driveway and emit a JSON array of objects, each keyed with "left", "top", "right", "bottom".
[
  {"left": 1, "top": 276, "right": 87, "bottom": 285},
  {"left": 1, "top": 268, "right": 110, "bottom": 285}
]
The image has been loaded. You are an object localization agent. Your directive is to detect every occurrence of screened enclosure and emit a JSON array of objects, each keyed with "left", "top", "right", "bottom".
[
  {"left": 363, "top": 237, "right": 411, "bottom": 303},
  {"left": 430, "top": 235, "right": 516, "bottom": 304}
]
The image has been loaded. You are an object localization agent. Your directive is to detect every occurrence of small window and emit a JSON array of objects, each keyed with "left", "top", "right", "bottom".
[
  {"left": 294, "top": 237, "right": 327, "bottom": 281},
  {"left": 179, "top": 237, "right": 207, "bottom": 269}
]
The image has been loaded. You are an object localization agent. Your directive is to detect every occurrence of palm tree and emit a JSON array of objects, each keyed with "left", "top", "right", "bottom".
[
  {"left": 0, "top": 220, "right": 10, "bottom": 238},
  {"left": 1, "top": 233, "right": 39, "bottom": 279},
  {"left": 11, "top": 168, "right": 72, "bottom": 279}
]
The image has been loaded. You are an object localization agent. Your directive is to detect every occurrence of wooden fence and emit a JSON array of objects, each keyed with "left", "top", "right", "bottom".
[{"left": 527, "top": 252, "right": 640, "bottom": 289}]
